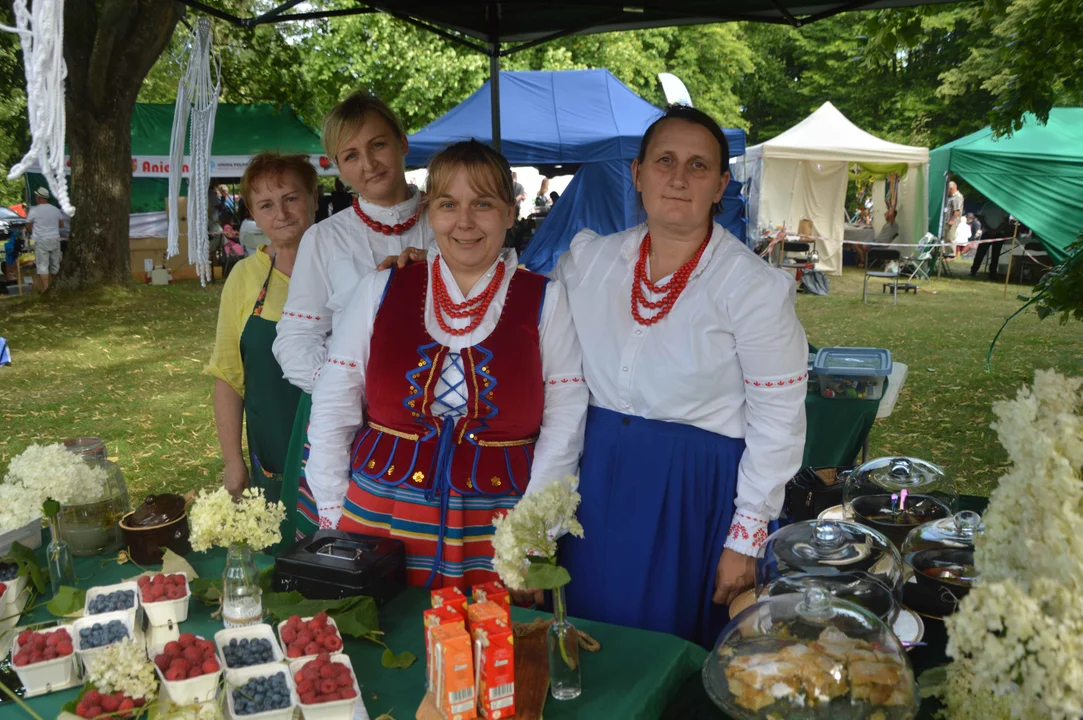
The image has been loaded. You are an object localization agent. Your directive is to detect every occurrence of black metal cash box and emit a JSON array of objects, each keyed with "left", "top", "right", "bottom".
[{"left": 273, "top": 530, "right": 406, "bottom": 605}]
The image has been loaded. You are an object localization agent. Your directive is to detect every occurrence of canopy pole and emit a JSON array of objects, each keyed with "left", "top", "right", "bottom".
[
  {"left": 1002, "top": 220, "right": 1020, "bottom": 299},
  {"left": 488, "top": 4, "right": 501, "bottom": 152}
]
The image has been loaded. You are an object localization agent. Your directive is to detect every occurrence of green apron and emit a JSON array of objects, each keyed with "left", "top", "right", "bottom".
[
  {"left": 278, "top": 392, "right": 318, "bottom": 549},
  {"left": 239, "top": 255, "right": 302, "bottom": 506}
]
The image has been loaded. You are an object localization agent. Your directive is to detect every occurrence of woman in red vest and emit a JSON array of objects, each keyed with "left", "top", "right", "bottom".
[{"left": 304, "top": 140, "right": 587, "bottom": 591}]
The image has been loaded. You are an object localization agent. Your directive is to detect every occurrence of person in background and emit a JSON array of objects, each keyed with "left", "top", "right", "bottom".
[
  {"left": 549, "top": 190, "right": 560, "bottom": 206},
  {"left": 273, "top": 91, "right": 433, "bottom": 542},
  {"left": 534, "top": 177, "right": 552, "bottom": 212},
  {"left": 857, "top": 207, "right": 899, "bottom": 268},
  {"left": 555, "top": 105, "right": 807, "bottom": 648},
  {"left": 305, "top": 140, "right": 586, "bottom": 591},
  {"left": 25, "top": 187, "right": 64, "bottom": 291},
  {"left": 207, "top": 153, "right": 317, "bottom": 503},
  {"left": 953, "top": 211, "right": 972, "bottom": 260},
  {"left": 963, "top": 212, "right": 982, "bottom": 258},
  {"left": 972, "top": 202, "right": 1007, "bottom": 281},
  {"left": 315, "top": 185, "right": 331, "bottom": 223},
  {"left": 943, "top": 181, "right": 964, "bottom": 258},
  {"left": 511, "top": 171, "right": 526, "bottom": 219},
  {"left": 330, "top": 178, "right": 352, "bottom": 215}
]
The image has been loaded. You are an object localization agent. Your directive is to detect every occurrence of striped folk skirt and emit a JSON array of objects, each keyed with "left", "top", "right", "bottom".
[{"left": 337, "top": 474, "right": 518, "bottom": 590}]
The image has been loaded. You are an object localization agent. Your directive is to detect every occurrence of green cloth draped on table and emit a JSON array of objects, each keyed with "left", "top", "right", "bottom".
[{"left": 803, "top": 387, "right": 883, "bottom": 468}]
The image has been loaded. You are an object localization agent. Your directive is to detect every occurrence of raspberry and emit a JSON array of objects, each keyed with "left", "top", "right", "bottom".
[
  {"left": 303, "top": 664, "right": 320, "bottom": 681},
  {"left": 43, "top": 647, "right": 57, "bottom": 660},
  {"left": 170, "top": 573, "right": 186, "bottom": 585},
  {"left": 169, "top": 658, "right": 189, "bottom": 673},
  {"left": 84, "top": 706, "right": 103, "bottom": 719},
  {"left": 118, "top": 698, "right": 135, "bottom": 713},
  {"left": 321, "top": 691, "right": 340, "bottom": 702},
  {"left": 319, "top": 664, "right": 337, "bottom": 679},
  {"left": 187, "top": 665, "right": 203, "bottom": 678},
  {"left": 178, "top": 632, "right": 196, "bottom": 648},
  {"left": 154, "top": 654, "right": 170, "bottom": 672},
  {"left": 281, "top": 627, "right": 296, "bottom": 644},
  {"left": 198, "top": 639, "right": 216, "bottom": 657},
  {"left": 84, "top": 690, "right": 102, "bottom": 706},
  {"left": 56, "top": 642, "right": 73, "bottom": 656},
  {"left": 313, "top": 611, "right": 329, "bottom": 625},
  {"left": 165, "top": 667, "right": 185, "bottom": 682},
  {"left": 76, "top": 702, "right": 90, "bottom": 718},
  {"left": 336, "top": 662, "right": 352, "bottom": 677},
  {"left": 183, "top": 646, "right": 202, "bottom": 665},
  {"left": 287, "top": 645, "right": 303, "bottom": 658},
  {"left": 295, "top": 632, "right": 312, "bottom": 647},
  {"left": 164, "top": 641, "right": 182, "bottom": 657},
  {"left": 12, "top": 651, "right": 29, "bottom": 666},
  {"left": 28, "top": 652, "right": 43, "bottom": 664},
  {"left": 316, "top": 652, "right": 331, "bottom": 664},
  {"left": 296, "top": 680, "right": 314, "bottom": 695},
  {"left": 322, "top": 634, "right": 342, "bottom": 651},
  {"left": 201, "top": 659, "right": 219, "bottom": 673},
  {"left": 337, "top": 674, "right": 353, "bottom": 688},
  {"left": 294, "top": 671, "right": 306, "bottom": 684},
  {"left": 340, "top": 686, "right": 358, "bottom": 699},
  {"left": 304, "top": 642, "right": 321, "bottom": 656},
  {"left": 17, "top": 630, "right": 33, "bottom": 646},
  {"left": 137, "top": 575, "right": 150, "bottom": 588},
  {"left": 166, "top": 584, "right": 185, "bottom": 600},
  {"left": 300, "top": 691, "right": 317, "bottom": 705},
  {"left": 100, "top": 694, "right": 121, "bottom": 712},
  {"left": 45, "top": 632, "right": 61, "bottom": 647}
]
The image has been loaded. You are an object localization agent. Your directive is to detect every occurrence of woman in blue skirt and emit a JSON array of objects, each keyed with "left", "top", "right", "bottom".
[{"left": 554, "top": 105, "right": 808, "bottom": 648}]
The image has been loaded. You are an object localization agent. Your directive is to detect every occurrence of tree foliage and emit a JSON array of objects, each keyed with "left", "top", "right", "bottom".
[{"left": 0, "top": 4, "right": 29, "bottom": 205}]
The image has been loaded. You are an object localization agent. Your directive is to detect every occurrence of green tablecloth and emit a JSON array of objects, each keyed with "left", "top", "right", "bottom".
[
  {"left": 803, "top": 388, "right": 882, "bottom": 468},
  {"left": 14, "top": 549, "right": 706, "bottom": 719}
]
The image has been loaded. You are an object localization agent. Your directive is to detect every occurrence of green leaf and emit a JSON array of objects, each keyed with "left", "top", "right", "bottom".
[
  {"left": 42, "top": 498, "right": 60, "bottom": 519},
  {"left": 381, "top": 648, "right": 417, "bottom": 669},
  {"left": 526, "top": 555, "right": 552, "bottom": 564},
  {"left": 331, "top": 596, "right": 380, "bottom": 639},
  {"left": 160, "top": 548, "right": 199, "bottom": 580},
  {"left": 524, "top": 562, "right": 571, "bottom": 590},
  {"left": 258, "top": 564, "right": 275, "bottom": 594},
  {"left": 917, "top": 665, "right": 949, "bottom": 699},
  {"left": 5, "top": 541, "right": 46, "bottom": 594},
  {"left": 190, "top": 578, "right": 222, "bottom": 605},
  {"left": 47, "top": 586, "right": 86, "bottom": 617}
]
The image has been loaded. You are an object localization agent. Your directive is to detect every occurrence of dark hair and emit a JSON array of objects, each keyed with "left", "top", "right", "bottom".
[{"left": 636, "top": 104, "right": 731, "bottom": 217}]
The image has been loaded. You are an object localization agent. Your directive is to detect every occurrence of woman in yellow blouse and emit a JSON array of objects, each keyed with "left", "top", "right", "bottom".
[{"left": 207, "top": 153, "right": 318, "bottom": 501}]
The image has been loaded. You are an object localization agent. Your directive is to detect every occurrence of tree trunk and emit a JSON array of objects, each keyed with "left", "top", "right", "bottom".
[{"left": 55, "top": 0, "right": 183, "bottom": 292}]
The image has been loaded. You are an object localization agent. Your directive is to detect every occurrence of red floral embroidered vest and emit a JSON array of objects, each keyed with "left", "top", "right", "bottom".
[{"left": 351, "top": 261, "right": 547, "bottom": 496}]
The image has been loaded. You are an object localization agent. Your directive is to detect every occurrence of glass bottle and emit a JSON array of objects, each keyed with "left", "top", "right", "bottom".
[
  {"left": 222, "top": 544, "right": 262, "bottom": 628},
  {"left": 46, "top": 517, "right": 75, "bottom": 596},
  {"left": 547, "top": 585, "right": 582, "bottom": 700}
]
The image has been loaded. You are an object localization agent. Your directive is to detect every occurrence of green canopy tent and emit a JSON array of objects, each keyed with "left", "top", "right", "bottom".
[
  {"left": 927, "top": 108, "right": 1083, "bottom": 263},
  {"left": 28, "top": 102, "right": 330, "bottom": 214}
]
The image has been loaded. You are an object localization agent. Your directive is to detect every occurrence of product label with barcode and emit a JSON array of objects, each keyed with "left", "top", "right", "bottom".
[{"left": 489, "top": 682, "right": 514, "bottom": 700}]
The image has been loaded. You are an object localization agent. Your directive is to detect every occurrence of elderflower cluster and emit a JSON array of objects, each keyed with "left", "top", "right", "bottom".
[
  {"left": 189, "top": 486, "right": 285, "bottom": 552},
  {"left": 491, "top": 477, "right": 583, "bottom": 591},
  {"left": 87, "top": 639, "right": 158, "bottom": 702},
  {"left": 0, "top": 443, "right": 109, "bottom": 531},
  {"left": 941, "top": 370, "right": 1083, "bottom": 720}
]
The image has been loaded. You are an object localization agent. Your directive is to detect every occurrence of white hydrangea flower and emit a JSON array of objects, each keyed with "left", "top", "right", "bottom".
[
  {"left": 87, "top": 639, "right": 158, "bottom": 701},
  {"left": 490, "top": 477, "right": 583, "bottom": 590},
  {"left": 189, "top": 486, "right": 286, "bottom": 552},
  {"left": 942, "top": 370, "right": 1083, "bottom": 720},
  {"left": 0, "top": 443, "right": 109, "bottom": 531}
]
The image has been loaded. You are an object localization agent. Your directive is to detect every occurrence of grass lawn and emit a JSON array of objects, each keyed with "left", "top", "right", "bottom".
[{"left": 1, "top": 264, "right": 1080, "bottom": 500}]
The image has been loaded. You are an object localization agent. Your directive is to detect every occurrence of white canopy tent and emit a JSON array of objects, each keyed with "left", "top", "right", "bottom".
[{"left": 744, "top": 102, "right": 929, "bottom": 275}]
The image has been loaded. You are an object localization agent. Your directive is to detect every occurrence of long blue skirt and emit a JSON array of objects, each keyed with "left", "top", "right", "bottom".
[{"left": 562, "top": 406, "right": 745, "bottom": 649}]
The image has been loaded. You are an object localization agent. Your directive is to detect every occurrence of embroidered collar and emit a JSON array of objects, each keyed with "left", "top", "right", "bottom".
[{"left": 355, "top": 184, "right": 421, "bottom": 225}]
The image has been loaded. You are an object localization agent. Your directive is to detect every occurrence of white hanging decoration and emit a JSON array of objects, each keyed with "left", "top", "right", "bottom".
[
  {"left": 0, "top": 0, "right": 75, "bottom": 216},
  {"left": 166, "top": 17, "right": 220, "bottom": 285}
]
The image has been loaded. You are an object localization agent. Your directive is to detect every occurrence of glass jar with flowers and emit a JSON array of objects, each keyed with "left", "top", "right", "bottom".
[
  {"left": 492, "top": 477, "right": 585, "bottom": 700},
  {"left": 189, "top": 487, "right": 285, "bottom": 628}
]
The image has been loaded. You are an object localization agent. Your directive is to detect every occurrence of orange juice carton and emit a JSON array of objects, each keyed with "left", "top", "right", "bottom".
[
  {"left": 424, "top": 605, "right": 466, "bottom": 691},
  {"left": 471, "top": 582, "right": 511, "bottom": 618},
  {"left": 431, "top": 624, "right": 476, "bottom": 720},
  {"left": 431, "top": 586, "right": 469, "bottom": 617},
  {"left": 474, "top": 624, "right": 515, "bottom": 719},
  {"left": 466, "top": 601, "right": 508, "bottom": 636}
]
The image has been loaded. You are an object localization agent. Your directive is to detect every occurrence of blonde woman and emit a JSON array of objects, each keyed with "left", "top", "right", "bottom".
[{"left": 273, "top": 92, "right": 433, "bottom": 541}]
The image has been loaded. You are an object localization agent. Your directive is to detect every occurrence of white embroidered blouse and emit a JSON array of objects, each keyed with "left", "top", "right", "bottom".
[
  {"left": 272, "top": 188, "right": 433, "bottom": 394},
  {"left": 552, "top": 222, "right": 808, "bottom": 556}
]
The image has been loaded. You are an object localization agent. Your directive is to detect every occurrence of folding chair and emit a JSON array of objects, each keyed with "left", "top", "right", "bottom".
[
  {"left": 902, "top": 233, "right": 936, "bottom": 282},
  {"left": 780, "top": 241, "right": 815, "bottom": 284},
  {"left": 863, "top": 248, "right": 902, "bottom": 305}
]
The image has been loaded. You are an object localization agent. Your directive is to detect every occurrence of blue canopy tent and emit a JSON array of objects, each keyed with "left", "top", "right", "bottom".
[{"left": 406, "top": 69, "right": 746, "bottom": 274}]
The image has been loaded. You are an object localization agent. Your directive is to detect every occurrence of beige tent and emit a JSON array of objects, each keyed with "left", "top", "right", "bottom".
[{"left": 744, "top": 102, "right": 929, "bottom": 275}]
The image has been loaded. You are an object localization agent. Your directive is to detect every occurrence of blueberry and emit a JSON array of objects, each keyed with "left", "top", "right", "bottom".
[{"left": 0, "top": 564, "right": 17, "bottom": 582}]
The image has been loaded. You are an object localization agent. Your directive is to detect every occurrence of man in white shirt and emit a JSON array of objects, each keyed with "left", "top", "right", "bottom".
[{"left": 25, "top": 187, "right": 65, "bottom": 290}]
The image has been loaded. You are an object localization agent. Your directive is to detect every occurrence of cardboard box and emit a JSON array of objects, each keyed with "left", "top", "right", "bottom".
[
  {"left": 424, "top": 605, "right": 466, "bottom": 692},
  {"left": 475, "top": 625, "right": 515, "bottom": 719},
  {"left": 431, "top": 587, "right": 469, "bottom": 617},
  {"left": 431, "top": 624, "right": 476, "bottom": 720},
  {"left": 471, "top": 583, "right": 511, "bottom": 619},
  {"left": 466, "top": 601, "right": 508, "bottom": 636}
]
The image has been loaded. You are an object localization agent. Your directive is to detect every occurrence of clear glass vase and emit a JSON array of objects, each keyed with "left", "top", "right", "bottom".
[
  {"left": 547, "top": 585, "right": 582, "bottom": 700},
  {"left": 222, "top": 543, "right": 262, "bottom": 628},
  {"left": 46, "top": 518, "right": 75, "bottom": 597},
  {"left": 56, "top": 457, "right": 130, "bottom": 556}
]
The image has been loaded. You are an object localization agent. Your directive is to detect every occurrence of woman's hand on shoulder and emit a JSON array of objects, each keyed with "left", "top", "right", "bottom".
[{"left": 376, "top": 246, "right": 427, "bottom": 271}]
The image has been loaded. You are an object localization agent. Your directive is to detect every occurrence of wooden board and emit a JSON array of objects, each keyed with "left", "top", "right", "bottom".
[{"left": 417, "top": 626, "right": 550, "bottom": 720}]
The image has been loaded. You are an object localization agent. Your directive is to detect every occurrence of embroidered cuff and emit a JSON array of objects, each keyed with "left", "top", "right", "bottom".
[
  {"left": 743, "top": 371, "right": 808, "bottom": 390},
  {"left": 282, "top": 310, "right": 325, "bottom": 322},
  {"left": 326, "top": 356, "right": 361, "bottom": 369},
  {"left": 317, "top": 502, "right": 343, "bottom": 530},
  {"left": 724, "top": 509, "right": 770, "bottom": 557},
  {"left": 545, "top": 375, "right": 586, "bottom": 387}
]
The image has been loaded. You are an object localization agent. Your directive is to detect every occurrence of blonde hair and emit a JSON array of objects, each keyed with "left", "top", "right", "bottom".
[
  {"left": 240, "top": 152, "right": 318, "bottom": 207},
  {"left": 322, "top": 91, "right": 406, "bottom": 164},
  {"left": 425, "top": 140, "right": 514, "bottom": 206}
]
